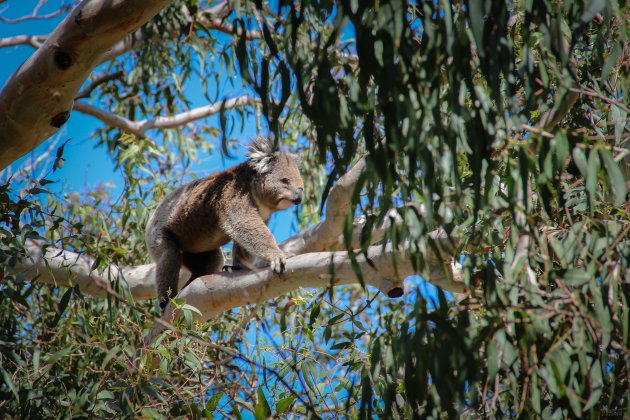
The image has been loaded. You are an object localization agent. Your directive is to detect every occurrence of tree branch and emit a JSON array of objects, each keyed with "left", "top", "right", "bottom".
[
  {"left": 13, "top": 241, "right": 188, "bottom": 301},
  {"left": 0, "top": 3, "right": 262, "bottom": 55},
  {"left": 0, "top": 34, "right": 47, "bottom": 48},
  {"left": 74, "top": 71, "right": 124, "bottom": 100},
  {"left": 0, "top": 0, "right": 174, "bottom": 171},
  {"left": 95, "top": 3, "right": 262, "bottom": 64},
  {"left": 96, "top": 29, "right": 146, "bottom": 64},
  {"left": 13, "top": 232, "right": 464, "bottom": 313},
  {"left": 146, "top": 240, "right": 464, "bottom": 340},
  {"left": 281, "top": 157, "right": 368, "bottom": 254},
  {"left": 72, "top": 95, "right": 260, "bottom": 137},
  {"left": 570, "top": 86, "right": 630, "bottom": 114},
  {"left": 0, "top": 2, "right": 74, "bottom": 24},
  {"left": 196, "top": 14, "right": 262, "bottom": 39},
  {"left": 72, "top": 101, "right": 142, "bottom": 135}
]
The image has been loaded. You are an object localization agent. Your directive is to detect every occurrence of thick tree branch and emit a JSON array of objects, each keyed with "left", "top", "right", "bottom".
[
  {"left": 281, "top": 157, "right": 368, "bottom": 254},
  {"left": 73, "top": 95, "right": 260, "bottom": 137},
  {"left": 13, "top": 241, "right": 188, "bottom": 301},
  {"left": 145, "top": 240, "right": 464, "bottom": 340},
  {"left": 0, "top": 0, "right": 174, "bottom": 171},
  {"left": 13, "top": 231, "right": 464, "bottom": 308}
]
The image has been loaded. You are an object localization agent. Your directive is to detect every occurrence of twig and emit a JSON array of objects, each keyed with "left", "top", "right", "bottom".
[
  {"left": 196, "top": 14, "right": 262, "bottom": 39},
  {"left": 0, "top": 1, "right": 75, "bottom": 24},
  {"left": 75, "top": 71, "right": 123, "bottom": 100},
  {"left": 570, "top": 86, "right": 630, "bottom": 114},
  {"left": 520, "top": 124, "right": 554, "bottom": 139}
]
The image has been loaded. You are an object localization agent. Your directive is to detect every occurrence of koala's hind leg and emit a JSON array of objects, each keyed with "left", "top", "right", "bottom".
[
  {"left": 151, "top": 235, "right": 183, "bottom": 312},
  {"left": 223, "top": 242, "right": 252, "bottom": 272},
  {"left": 182, "top": 249, "right": 225, "bottom": 288}
]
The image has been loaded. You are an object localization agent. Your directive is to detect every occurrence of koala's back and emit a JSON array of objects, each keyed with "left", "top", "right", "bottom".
[{"left": 146, "top": 162, "right": 257, "bottom": 254}]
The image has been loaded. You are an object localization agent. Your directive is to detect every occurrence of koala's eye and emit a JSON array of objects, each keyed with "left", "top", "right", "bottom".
[{"left": 281, "top": 178, "right": 291, "bottom": 185}]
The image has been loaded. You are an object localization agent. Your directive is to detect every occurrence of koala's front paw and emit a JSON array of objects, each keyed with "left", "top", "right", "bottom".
[{"left": 269, "top": 253, "right": 287, "bottom": 274}]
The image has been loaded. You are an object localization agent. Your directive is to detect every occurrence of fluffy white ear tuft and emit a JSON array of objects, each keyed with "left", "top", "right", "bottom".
[{"left": 247, "top": 135, "right": 279, "bottom": 174}]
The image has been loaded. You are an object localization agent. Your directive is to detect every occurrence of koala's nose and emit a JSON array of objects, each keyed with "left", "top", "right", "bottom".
[{"left": 293, "top": 188, "right": 304, "bottom": 204}]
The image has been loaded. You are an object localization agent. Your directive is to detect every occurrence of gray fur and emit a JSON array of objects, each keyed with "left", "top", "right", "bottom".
[{"left": 146, "top": 137, "right": 304, "bottom": 312}]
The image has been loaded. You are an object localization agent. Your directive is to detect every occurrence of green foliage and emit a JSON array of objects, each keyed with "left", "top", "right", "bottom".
[
  {"left": 241, "top": 1, "right": 629, "bottom": 414},
  {"left": 1, "top": 0, "right": 629, "bottom": 418}
]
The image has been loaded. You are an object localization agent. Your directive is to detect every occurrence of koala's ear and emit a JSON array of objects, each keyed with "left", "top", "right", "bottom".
[{"left": 247, "top": 135, "right": 279, "bottom": 174}]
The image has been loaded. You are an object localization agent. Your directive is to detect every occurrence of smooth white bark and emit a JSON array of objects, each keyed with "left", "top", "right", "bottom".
[
  {"left": 0, "top": 35, "right": 47, "bottom": 48},
  {"left": 14, "top": 227, "right": 463, "bottom": 299},
  {"left": 145, "top": 241, "right": 464, "bottom": 340}
]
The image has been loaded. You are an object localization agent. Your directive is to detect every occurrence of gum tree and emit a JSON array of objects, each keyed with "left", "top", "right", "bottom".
[{"left": 0, "top": 0, "right": 628, "bottom": 417}]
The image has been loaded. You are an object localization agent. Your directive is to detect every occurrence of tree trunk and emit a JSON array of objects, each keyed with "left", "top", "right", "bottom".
[{"left": 0, "top": 0, "right": 173, "bottom": 170}]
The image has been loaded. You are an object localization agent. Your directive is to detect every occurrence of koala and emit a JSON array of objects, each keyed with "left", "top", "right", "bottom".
[{"left": 145, "top": 136, "right": 304, "bottom": 311}]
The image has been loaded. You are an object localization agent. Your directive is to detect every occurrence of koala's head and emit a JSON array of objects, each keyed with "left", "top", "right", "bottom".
[{"left": 247, "top": 136, "right": 304, "bottom": 211}]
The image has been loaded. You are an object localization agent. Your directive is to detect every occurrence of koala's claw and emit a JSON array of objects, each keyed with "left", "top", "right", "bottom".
[
  {"left": 270, "top": 254, "right": 287, "bottom": 274},
  {"left": 222, "top": 265, "right": 241, "bottom": 273}
]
